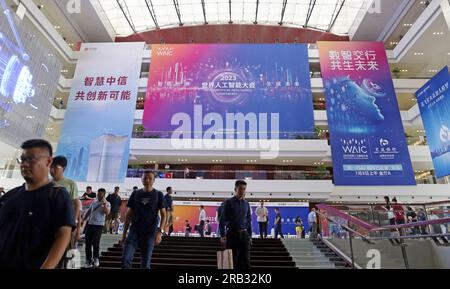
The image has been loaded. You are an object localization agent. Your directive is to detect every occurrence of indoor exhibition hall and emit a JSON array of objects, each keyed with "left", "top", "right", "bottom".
[{"left": 0, "top": 0, "right": 450, "bottom": 275}]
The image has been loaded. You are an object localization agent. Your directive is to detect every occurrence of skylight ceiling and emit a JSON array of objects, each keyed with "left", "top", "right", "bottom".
[{"left": 97, "top": 0, "right": 370, "bottom": 36}]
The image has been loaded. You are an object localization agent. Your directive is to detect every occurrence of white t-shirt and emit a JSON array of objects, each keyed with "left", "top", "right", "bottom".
[
  {"left": 256, "top": 206, "right": 268, "bottom": 222},
  {"left": 199, "top": 209, "right": 206, "bottom": 222},
  {"left": 308, "top": 211, "right": 317, "bottom": 223}
]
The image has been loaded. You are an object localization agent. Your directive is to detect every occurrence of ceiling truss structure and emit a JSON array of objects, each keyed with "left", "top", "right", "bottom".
[{"left": 98, "top": 0, "right": 369, "bottom": 36}]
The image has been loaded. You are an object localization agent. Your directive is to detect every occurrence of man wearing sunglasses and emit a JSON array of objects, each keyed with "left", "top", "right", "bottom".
[{"left": 0, "top": 139, "right": 76, "bottom": 269}]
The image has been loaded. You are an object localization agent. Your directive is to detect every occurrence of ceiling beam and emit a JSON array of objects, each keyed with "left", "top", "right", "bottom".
[
  {"left": 304, "top": 0, "right": 316, "bottom": 28},
  {"left": 116, "top": 0, "right": 137, "bottom": 33},
  {"left": 172, "top": 0, "right": 183, "bottom": 26},
  {"left": 327, "top": 0, "right": 346, "bottom": 32},
  {"left": 144, "top": 0, "right": 159, "bottom": 29},
  {"left": 201, "top": 0, "right": 208, "bottom": 24},
  {"left": 254, "top": 0, "right": 259, "bottom": 24},
  {"left": 279, "top": 0, "right": 288, "bottom": 25}
]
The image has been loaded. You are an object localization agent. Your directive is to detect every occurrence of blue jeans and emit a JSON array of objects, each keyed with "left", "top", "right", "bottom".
[{"left": 122, "top": 228, "right": 156, "bottom": 269}]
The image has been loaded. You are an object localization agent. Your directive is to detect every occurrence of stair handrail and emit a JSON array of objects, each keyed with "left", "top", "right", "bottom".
[{"left": 316, "top": 204, "right": 379, "bottom": 231}]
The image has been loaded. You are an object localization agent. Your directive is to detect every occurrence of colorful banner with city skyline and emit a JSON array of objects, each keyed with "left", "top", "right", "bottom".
[
  {"left": 143, "top": 44, "right": 314, "bottom": 140},
  {"left": 416, "top": 66, "right": 450, "bottom": 178},
  {"left": 318, "top": 41, "right": 415, "bottom": 186}
]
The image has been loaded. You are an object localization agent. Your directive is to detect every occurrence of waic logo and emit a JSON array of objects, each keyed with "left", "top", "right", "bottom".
[
  {"left": 157, "top": 47, "right": 174, "bottom": 56},
  {"left": 379, "top": 138, "right": 389, "bottom": 147},
  {"left": 341, "top": 139, "right": 368, "bottom": 154}
]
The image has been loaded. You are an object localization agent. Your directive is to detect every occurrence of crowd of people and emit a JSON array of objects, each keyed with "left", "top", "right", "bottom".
[
  {"left": 1, "top": 138, "right": 446, "bottom": 270},
  {"left": 383, "top": 196, "right": 444, "bottom": 236}
]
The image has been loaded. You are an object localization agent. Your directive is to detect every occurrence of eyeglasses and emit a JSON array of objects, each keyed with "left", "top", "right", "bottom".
[{"left": 17, "top": 155, "right": 50, "bottom": 164}]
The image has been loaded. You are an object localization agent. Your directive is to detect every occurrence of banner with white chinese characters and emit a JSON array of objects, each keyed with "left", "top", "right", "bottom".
[
  {"left": 143, "top": 44, "right": 315, "bottom": 139},
  {"left": 318, "top": 41, "right": 415, "bottom": 186},
  {"left": 56, "top": 42, "right": 145, "bottom": 182},
  {"left": 416, "top": 66, "right": 450, "bottom": 178}
]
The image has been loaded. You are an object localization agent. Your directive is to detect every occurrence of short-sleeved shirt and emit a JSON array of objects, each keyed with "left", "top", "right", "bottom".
[
  {"left": 106, "top": 194, "right": 122, "bottom": 213},
  {"left": 275, "top": 212, "right": 282, "bottom": 225},
  {"left": 82, "top": 192, "right": 96, "bottom": 199},
  {"left": 164, "top": 194, "right": 173, "bottom": 210},
  {"left": 0, "top": 182, "right": 76, "bottom": 269},
  {"left": 393, "top": 204, "right": 405, "bottom": 221},
  {"left": 86, "top": 200, "right": 111, "bottom": 226},
  {"left": 55, "top": 178, "right": 78, "bottom": 200},
  {"left": 127, "top": 189, "right": 166, "bottom": 234},
  {"left": 199, "top": 209, "right": 206, "bottom": 222},
  {"left": 308, "top": 211, "right": 317, "bottom": 223},
  {"left": 256, "top": 206, "right": 268, "bottom": 222}
]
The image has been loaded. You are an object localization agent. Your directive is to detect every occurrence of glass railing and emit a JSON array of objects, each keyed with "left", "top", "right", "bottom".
[
  {"left": 126, "top": 169, "right": 332, "bottom": 180},
  {"left": 131, "top": 130, "right": 325, "bottom": 140},
  {"left": 316, "top": 203, "right": 450, "bottom": 269},
  {"left": 322, "top": 202, "right": 450, "bottom": 229},
  {"left": 0, "top": 169, "right": 332, "bottom": 181}
]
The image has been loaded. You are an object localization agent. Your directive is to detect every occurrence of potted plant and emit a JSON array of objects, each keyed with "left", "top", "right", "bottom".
[{"left": 135, "top": 125, "right": 145, "bottom": 137}]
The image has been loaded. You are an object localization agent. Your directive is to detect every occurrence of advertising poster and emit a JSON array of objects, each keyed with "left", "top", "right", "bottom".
[
  {"left": 416, "top": 66, "right": 450, "bottom": 178},
  {"left": 56, "top": 42, "right": 144, "bottom": 182},
  {"left": 318, "top": 41, "right": 415, "bottom": 186},
  {"left": 143, "top": 44, "right": 314, "bottom": 140}
]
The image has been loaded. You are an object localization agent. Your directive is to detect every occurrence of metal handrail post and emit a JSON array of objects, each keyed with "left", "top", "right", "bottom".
[
  {"left": 348, "top": 220, "right": 355, "bottom": 269},
  {"left": 400, "top": 243, "right": 410, "bottom": 269}
]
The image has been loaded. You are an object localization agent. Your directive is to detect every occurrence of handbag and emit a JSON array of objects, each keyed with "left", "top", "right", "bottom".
[{"left": 217, "top": 249, "right": 234, "bottom": 269}]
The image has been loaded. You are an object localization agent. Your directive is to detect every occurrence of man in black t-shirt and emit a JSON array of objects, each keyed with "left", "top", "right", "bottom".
[
  {"left": 0, "top": 139, "right": 75, "bottom": 269},
  {"left": 106, "top": 186, "right": 122, "bottom": 234},
  {"left": 120, "top": 171, "right": 167, "bottom": 269},
  {"left": 164, "top": 187, "right": 174, "bottom": 236},
  {"left": 274, "top": 208, "right": 284, "bottom": 239}
]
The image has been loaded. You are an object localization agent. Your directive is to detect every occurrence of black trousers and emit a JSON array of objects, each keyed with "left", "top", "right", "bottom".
[
  {"left": 85, "top": 224, "right": 103, "bottom": 262},
  {"left": 275, "top": 224, "right": 284, "bottom": 239},
  {"left": 226, "top": 230, "right": 251, "bottom": 270},
  {"left": 199, "top": 220, "right": 205, "bottom": 237},
  {"left": 258, "top": 222, "right": 268, "bottom": 238}
]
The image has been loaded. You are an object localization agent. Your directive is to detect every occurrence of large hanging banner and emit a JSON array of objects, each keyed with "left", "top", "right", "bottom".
[
  {"left": 318, "top": 41, "right": 415, "bottom": 186},
  {"left": 416, "top": 66, "right": 450, "bottom": 178},
  {"left": 143, "top": 44, "right": 314, "bottom": 140},
  {"left": 56, "top": 42, "right": 144, "bottom": 182}
]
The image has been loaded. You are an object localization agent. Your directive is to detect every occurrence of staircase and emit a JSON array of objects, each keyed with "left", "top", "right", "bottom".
[
  {"left": 282, "top": 239, "right": 351, "bottom": 269},
  {"left": 97, "top": 236, "right": 298, "bottom": 269},
  {"left": 79, "top": 234, "right": 121, "bottom": 268}
]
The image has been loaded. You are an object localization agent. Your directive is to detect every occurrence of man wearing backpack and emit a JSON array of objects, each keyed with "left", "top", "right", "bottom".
[{"left": 0, "top": 139, "right": 76, "bottom": 269}]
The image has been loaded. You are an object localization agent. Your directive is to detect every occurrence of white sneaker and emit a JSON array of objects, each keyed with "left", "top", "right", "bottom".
[
  {"left": 85, "top": 261, "right": 93, "bottom": 268},
  {"left": 93, "top": 258, "right": 100, "bottom": 268}
]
